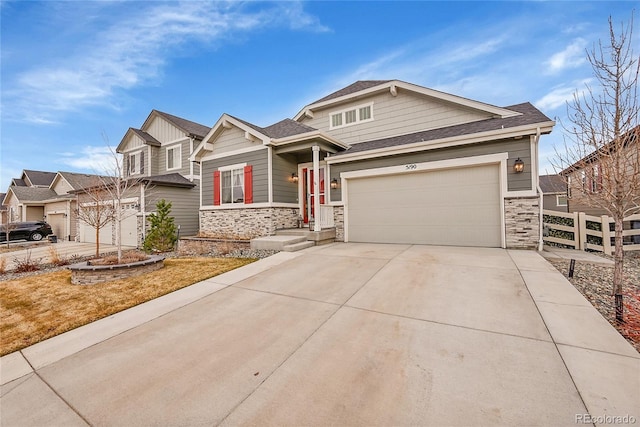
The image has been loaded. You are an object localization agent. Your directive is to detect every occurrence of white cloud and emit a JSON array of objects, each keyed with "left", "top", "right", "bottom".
[
  {"left": 4, "top": 1, "right": 328, "bottom": 125},
  {"left": 535, "top": 79, "right": 592, "bottom": 111},
  {"left": 545, "top": 38, "right": 587, "bottom": 74},
  {"left": 58, "top": 146, "right": 119, "bottom": 174}
]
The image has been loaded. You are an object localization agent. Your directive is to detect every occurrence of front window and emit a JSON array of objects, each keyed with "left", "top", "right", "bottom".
[
  {"left": 222, "top": 167, "right": 244, "bottom": 204},
  {"left": 331, "top": 113, "right": 342, "bottom": 128},
  {"left": 129, "top": 151, "right": 142, "bottom": 175},
  {"left": 329, "top": 102, "right": 374, "bottom": 129},
  {"left": 556, "top": 195, "right": 568, "bottom": 206},
  {"left": 359, "top": 105, "right": 371, "bottom": 120},
  {"left": 344, "top": 109, "right": 357, "bottom": 124},
  {"left": 166, "top": 145, "right": 181, "bottom": 171}
]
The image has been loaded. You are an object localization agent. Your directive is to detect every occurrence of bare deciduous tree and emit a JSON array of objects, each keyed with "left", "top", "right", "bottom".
[
  {"left": 75, "top": 177, "right": 116, "bottom": 258},
  {"left": 553, "top": 14, "right": 640, "bottom": 322}
]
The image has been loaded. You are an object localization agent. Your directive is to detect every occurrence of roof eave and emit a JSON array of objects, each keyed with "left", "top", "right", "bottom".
[
  {"left": 293, "top": 80, "right": 521, "bottom": 121},
  {"left": 327, "top": 120, "right": 555, "bottom": 164},
  {"left": 191, "top": 114, "right": 270, "bottom": 161},
  {"left": 270, "top": 130, "right": 350, "bottom": 150}
]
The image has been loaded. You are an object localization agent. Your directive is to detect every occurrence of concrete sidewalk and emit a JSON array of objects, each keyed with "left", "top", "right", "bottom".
[
  {"left": 1, "top": 244, "right": 638, "bottom": 426},
  {"left": 541, "top": 244, "right": 614, "bottom": 265}
]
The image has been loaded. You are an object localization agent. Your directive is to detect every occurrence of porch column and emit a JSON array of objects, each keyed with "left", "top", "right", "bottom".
[{"left": 312, "top": 145, "right": 321, "bottom": 232}]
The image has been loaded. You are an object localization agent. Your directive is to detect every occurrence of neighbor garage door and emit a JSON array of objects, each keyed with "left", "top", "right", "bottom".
[
  {"left": 47, "top": 213, "right": 66, "bottom": 241},
  {"left": 346, "top": 164, "right": 502, "bottom": 247}
]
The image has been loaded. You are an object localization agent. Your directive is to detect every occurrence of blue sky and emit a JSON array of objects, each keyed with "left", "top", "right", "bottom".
[{"left": 1, "top": 1, "right": 637, "bottom": 191}]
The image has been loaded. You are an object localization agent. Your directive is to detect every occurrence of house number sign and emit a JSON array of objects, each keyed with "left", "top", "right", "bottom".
[{"left": 405, "top": 163, "right": 418, "bottom": 170}]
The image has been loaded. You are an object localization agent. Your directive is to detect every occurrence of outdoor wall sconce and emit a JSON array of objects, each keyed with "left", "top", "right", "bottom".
[
  {"left": 288, "top": 172, "right": 299, "bottom": 183},
  {"left": 330, "top": 178, "right": 339, "bottom": 189},
  {"left": 513, "top": 158, "right": 524, "bottom": 173}
]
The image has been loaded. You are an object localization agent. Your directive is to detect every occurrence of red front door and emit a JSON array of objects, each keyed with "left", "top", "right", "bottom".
[{"left": 302, "top": 167, "right": 325, "bottom": 223}]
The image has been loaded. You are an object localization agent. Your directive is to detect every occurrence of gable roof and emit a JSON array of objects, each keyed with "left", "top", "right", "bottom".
[
  {"left": 560, "top": 126, "right": 639, "bottom": 175},
  {"left": 539, "top": 175, "right": 566, "bottom": 194},
  {"left": 149, "top": 110, "right": 211, "bottom": 139},
  {"left": 22, "top": 170, "right": 56, "bottom": 187},
  {"left": 138, "top": 173, "right": 196, "bottom": 188},
  {"left": 330, "top": 102, "right": 553, "bottom": 158},
  {"left": 130, "top": 128, "right": 161, "bottom": 147},
  {"left": 0, "top": 193, "right": 6, "bottom": 211},
  {"left": 11, "top": 178, "right": 26, "bottom": 187},
  {"left": 294, "top": 79, "right": 521, "bottom": 121},
  {"left": 8, "top": 185, "right": 58, "bottom": 202},
  {"left": 56, "top": 171, "right": 112, "bottom": 191},
  {"left": 312, "top": 80, "right": 393, "bottom": 104}
]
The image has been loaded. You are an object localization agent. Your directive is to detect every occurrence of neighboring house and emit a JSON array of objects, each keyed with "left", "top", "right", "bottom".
[
  {"left": 1, "top": 170, "right": 109, "bottom": 241},
  {"left": 539, "top": 174, "right": 568, "bottom": 212},
  {"left": 191, "top": 79, "right": 555, "bottom": 249},
  {"left": 562, "top": 127, "right": 639, "bottom": 217},
  {"left": 0, "top": 193, "right": 7, "bottom": 225},
  {"left": 2, "top": 170, "right": 57, "bottom": 224},
  {"left": 88, "top": 109, "right": 211, "bottom": 247}
]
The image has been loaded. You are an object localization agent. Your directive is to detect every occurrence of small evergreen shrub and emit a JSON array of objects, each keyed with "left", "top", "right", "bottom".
[{"left": 143, "top": 200, "right": 178, "bottom": 253}]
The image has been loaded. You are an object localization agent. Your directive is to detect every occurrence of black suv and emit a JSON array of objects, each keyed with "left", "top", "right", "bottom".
[{"left": 0, "top": 221, "right": 53, "bottom": 242}]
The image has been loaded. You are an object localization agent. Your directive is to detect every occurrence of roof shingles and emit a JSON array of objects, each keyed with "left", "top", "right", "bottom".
[{"left": 333, "top": 102, "right": 552, "bottom": 156}]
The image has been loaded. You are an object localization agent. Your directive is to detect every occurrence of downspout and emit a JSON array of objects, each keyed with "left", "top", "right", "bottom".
[{"left": 534, "top": 127, "right": 544, "bottom": 251}]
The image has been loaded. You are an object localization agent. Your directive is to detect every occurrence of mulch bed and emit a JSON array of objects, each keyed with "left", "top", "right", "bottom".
[{"left": 547, "top": 252, "right": 640, "bottom": 353}]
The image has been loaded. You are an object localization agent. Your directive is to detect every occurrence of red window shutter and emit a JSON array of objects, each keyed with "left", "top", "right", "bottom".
[
  {"left": 244, "top": 165, "right": 253, "bottom": 204},
  {"left": 213, "top": 171, "right": 221, "bottom": 206}
]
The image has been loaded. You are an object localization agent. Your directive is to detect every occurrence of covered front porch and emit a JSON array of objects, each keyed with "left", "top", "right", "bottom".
[{"left": 270, "top": 131, "right": 347, "bottom": 232}]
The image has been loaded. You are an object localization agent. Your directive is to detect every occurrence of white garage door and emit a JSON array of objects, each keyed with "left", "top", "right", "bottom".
[
  {"left": 47, "top": 213, "right": 66, "bottom": 241},
  {"left": 79, "top": 212, "right": 138, "bottom": 247},
  {"left": 346, "top": 164, "right": 502, "bottom": 247}
]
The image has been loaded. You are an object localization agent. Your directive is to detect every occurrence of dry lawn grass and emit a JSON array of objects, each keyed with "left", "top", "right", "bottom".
[{"left": 0, "top": 257, "right": 255, "bottom": 356}]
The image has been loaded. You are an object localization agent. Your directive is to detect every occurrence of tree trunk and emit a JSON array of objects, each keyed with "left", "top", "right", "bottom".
[
  {"left": 95, "top": 226, "right": 100, "bottom": 259},
  {"left": 613, "top": 215, "right": 624, "bottom": 322}
]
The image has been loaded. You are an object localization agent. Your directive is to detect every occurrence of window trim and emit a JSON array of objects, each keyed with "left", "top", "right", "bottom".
[
  {"left": 219, "top": 162, "right": 247, "bottom": 205},
  {"left": 128, "top": 150, "right": 142, "bottom": 176},
  {"left": 556, "top": 194, "right": 568, "bottom": 207},
  {"left": 164, "top": 144, "right": 182, "bottom": 171},
  {"left": 166, "top": 143, "right": 182, "bottom": 171},
  {"left": 329, "top": 102, "right": 374, "bottom": 130}
]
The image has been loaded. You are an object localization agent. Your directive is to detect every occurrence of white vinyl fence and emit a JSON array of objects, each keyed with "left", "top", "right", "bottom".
[{"left": 543, "top": 210, "right": 640, "bottom": 255}]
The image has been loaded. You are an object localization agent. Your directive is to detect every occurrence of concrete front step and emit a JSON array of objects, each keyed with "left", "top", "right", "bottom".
[
  {"left": 283, "top": 241, "right": 315, "bottom": 252},
  {"left": 250, "top": 235, "right": 306, "bottom": 251},
  {"left": 275, "top": 228, "right": 336, "bottom": 244}
]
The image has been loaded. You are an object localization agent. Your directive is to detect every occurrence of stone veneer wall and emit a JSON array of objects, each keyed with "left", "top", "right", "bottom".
[
  {"left": 200, "top": 207, "right": 300, "bottom": 239},
  {"left": 177, "top": 237, "right": 250, "bottom": 256},
  {"left": 70, "top": 256, "right": 164, "bottom": 285},
  {"left": 333, "top": 206, "right": 345, "bottom": 242},
  {"left": 504, "top": 196, "right": 540, "bottom": 249}
]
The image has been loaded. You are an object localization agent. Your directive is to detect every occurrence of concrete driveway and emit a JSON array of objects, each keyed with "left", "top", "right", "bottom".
[{"left": 1, "top": 243, "right": 638, "bottom": 426}]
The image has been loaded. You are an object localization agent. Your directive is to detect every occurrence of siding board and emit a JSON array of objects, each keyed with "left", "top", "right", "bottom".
[
  {"left": 145, "top": 184, "right": 200, "bottom": 237},
  {"left": 201, "top": 150, "right": 269, "bottom": 205},
  {"left": 272, "top": 153, "right": 299, "bottom": 203},
  {"left": 329, "top": 138, "right": 532, "bottom": 201},
  {"left": 300, "top": 90, "right": 492, "bottom": 145}
]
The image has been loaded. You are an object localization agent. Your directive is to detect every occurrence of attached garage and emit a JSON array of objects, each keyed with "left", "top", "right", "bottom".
[
  {"left": 47, "top": 213, "right": 67, "bottom": 241},
  {"left": 79, "top": 211, "right": 138, "bottom": 247},
  {"left": 344, "top": 161, "right": 503, "bottom": 247}
]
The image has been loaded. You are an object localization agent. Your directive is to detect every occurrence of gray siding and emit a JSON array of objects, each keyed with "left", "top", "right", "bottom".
[
  {"left": 212, "top": 126, "right": 263, "bottom": 156},
  {"left": 543, "top": 194, "right": 568, "bottom": 212},
  {"left": 201, "top": 150, "right": 269, "bottom": 205},
  {"left": 160, "top": 138, "right": 191, "bottom": 176},
  {"left": 272, "top": 153, "right": 299, "bottom": 203},
  {"left": 300, "top": 89, "right": 492, "bottom": 146},
  {"left": 329, "top": 138, "right": 532, "bottom": 202},
  {"left": 147, "top": 116, "right": 185, "bottom": 142},
  {"left": 145, "top": 183, "right": 200, "bottom": 237}
]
